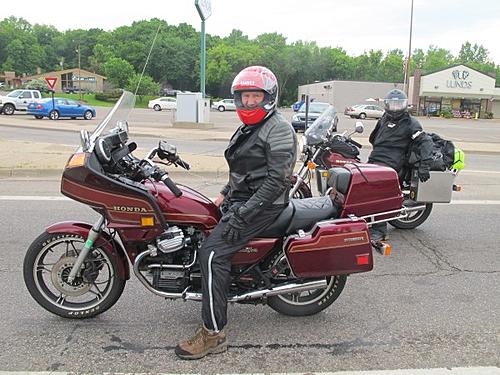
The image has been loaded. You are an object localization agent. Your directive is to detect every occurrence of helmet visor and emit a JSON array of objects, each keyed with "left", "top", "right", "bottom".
[{"left": 384, "top": 98, "right": 408, "bottom": 113}]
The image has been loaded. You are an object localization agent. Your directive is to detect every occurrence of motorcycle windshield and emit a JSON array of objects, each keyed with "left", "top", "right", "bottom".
[
  {"left": 304, "top": 105, "right": 337, "bottom": 146},
  {"left": 89, "top": 90, "right": 136, "bottom": 146}
]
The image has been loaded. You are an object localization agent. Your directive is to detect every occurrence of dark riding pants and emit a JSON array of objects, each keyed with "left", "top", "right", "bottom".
[{"left": 199, "top": 203, "right": 283, "bottom": 332}]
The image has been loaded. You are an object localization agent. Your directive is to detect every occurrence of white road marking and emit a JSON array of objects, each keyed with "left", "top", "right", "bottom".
[{"left": 0, "top": 366, "right": 498, "bottom": 374}]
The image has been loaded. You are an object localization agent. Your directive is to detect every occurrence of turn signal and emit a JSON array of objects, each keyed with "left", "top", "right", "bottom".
[
  {"left": 453, "top": 184, "right": 462, "bottom": 192},
  {"left": 307, "top": 160, "right": 317, "bottom": 169},
  {"left": 141, "top": 216, "right": 155, "bottom": 226},
  {"left": 66, "top": 153, "right": 87, "bottom": 168}
]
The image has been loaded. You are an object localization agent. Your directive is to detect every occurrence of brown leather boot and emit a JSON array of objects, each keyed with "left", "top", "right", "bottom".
[{"left": 175, "top": 326, "right": 227, "bottom": 360}]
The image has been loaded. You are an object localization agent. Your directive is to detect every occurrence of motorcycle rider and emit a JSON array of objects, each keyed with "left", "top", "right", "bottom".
[
  {"left": 175, "top": 66, "right": 297, "bottom": 360},
  {"left": 368, "top": 89, "right": 433, "bottom": 241}
]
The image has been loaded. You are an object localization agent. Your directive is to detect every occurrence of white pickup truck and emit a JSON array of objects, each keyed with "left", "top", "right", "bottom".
[{"left": 0, "top": 89, "right": 43, "bottom": 115}]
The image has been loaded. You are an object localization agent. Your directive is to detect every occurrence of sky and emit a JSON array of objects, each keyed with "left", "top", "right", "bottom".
[{"left": 5, "top": 0, "right": 500, "bottom": 64}]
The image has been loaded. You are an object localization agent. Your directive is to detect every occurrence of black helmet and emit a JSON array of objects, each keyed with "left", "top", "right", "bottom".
[{"left": 384, "top": 89, "right": 408, "bottom": 120}]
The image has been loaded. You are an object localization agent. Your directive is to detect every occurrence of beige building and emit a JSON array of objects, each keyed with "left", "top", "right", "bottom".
[
  {"left": 298, "top": 80, "right": 403, "bottom": 113},
  {"left": 23, "top": 68, "right": 106, "bottom": 93},
  {"left": 409, "top": 64, "right": 500, "bottom": 118}
]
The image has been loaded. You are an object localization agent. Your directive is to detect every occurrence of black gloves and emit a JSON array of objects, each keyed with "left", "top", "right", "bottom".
[
  {"left": 418, "top": 166, "right": 430, "bottom": 182},
  {"left": 221, "top": 210, "right": 246, "bottom": 244}
]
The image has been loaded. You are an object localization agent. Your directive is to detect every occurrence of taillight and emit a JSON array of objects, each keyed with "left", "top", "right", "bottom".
[{"left": 37, "top": 105, "right": 43, "bottom": 109}]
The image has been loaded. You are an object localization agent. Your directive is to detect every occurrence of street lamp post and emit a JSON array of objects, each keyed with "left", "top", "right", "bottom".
[
  {"left": 195, "top": 0, "right": 211, "bottom": 98},
  {"left": 77, "top": 44, "right": 82, "bottom": 100}
]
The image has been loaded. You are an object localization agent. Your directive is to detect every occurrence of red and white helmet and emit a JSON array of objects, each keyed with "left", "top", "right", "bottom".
[{"left": 231, "top": 66, "right": 278, "bottom": 125}]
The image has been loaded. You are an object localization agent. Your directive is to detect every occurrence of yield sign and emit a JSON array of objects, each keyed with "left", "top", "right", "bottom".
[{"left": 45, "top": 77, "right": 58, "bottom": 90}]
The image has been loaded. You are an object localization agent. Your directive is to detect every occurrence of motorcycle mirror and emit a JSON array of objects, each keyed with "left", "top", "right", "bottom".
[
  {"left": 354, "top": 122, "right": 364, "bottom": 134},
  {"left": 159, "top": 140, "right": 177, "bottom": 155}
]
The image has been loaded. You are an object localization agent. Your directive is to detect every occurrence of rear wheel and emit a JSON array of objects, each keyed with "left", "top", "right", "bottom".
[
  {"left": 266, "top": 253, "right": 347, "bottom": 316},
  {"left": 49, "top": 110, "right": 59, "bottom": 120},
  {"left": 34, "top": 115, "right": 44, "bottom": 119},
  {"left": 23, "top": 231, "right": 126, "bottom": 319},
  {"left": 218, "top": 106, "right": 225, "bottom": 112},
  {"left": 389, "top": 201, "right": 433, "bottom": 229}
]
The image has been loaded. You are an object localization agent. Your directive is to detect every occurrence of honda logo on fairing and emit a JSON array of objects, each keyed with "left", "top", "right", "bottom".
[{"left": 113, "top": 206, "right": 148, "bottom": 213}]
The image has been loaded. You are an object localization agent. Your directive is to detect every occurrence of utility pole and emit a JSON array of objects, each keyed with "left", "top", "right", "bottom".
[
  {"left": 77, "top": 43, "right": 82, "bottom": 100},
  {"left": 404, "top": 0, "right": 414, "bottom": 96}
]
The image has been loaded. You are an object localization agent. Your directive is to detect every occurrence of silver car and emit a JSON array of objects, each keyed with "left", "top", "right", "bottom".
[{"left": 344, "top": 104, "right": 384, "bottom": 119}]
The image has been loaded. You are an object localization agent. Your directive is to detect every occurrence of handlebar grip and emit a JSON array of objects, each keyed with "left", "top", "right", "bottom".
[
  {"left": 176, "top": 158, "right": 191, "bottom": 170},
  {"left": 161, "top": 174, "right": 182, "bottom": 197},
  {"left": 349, "top": 139, "right": 362, "bottom": 148}
]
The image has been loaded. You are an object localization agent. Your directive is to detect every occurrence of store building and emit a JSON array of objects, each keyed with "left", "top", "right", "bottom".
[
  {"left": 297, "top": 80, "right": 403, "bottom": 113},
  {"left": 23, "top": 68, "right": 106, "bottom": 93},
  {"left": 409, "top": 64, "right": 500, "bottom": 118}
]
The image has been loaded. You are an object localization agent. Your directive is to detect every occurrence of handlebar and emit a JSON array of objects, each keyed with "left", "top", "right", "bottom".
[
  {"left": 349, "top": 139, "right": 362, "bottom": 148},
  {"left": 160, "top": 173, "right": 183, "bottom": 197}
]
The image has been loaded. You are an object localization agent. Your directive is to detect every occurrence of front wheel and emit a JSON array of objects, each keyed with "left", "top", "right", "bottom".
[
  {"left": 23, "top": 231, "right": 126, "bottom": 319},
  {"left": 359, "top": 113, "right": 366, "bottom": 119},
  {"left": 3, "top": 103, "right": 15, "bottom": 115},
  {"left": 83, "top": 110, "right": 93, "bottom": 120},
  {"left": 153, "top": 104, "right": 161, "bottom": 111},
  {"left": 49, "top": 110, "right": 59, "bottom": 120},
  {"left": 389, "top": 202, "right": 433, "bottom": 229}
]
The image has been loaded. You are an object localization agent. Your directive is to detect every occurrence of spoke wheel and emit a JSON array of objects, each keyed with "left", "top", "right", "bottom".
[
  {"left": 24, "top": 232, "right": 125, "bottom": 319},
  {"left": 266, "top": 253, "right": 347, "bottom": 316},
  {"left": 389, "top": 201, "right": 433, "bottom": 229},
  {"left": 84, "top": 110, "right": 93, "bottom": 120}
]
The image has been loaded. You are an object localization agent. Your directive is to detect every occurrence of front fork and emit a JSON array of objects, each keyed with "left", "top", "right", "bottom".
[{"left": 67, "top": 216, "right": 105, "bottom": 283}]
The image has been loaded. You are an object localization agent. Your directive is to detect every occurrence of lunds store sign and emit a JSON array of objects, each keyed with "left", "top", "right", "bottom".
[{"left": 446, "top": 69, "right": 472, "bottom": 89}]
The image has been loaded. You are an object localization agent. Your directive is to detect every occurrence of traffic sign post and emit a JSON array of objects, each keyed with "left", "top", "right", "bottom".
[
  {"left": 45, "top": 77, "right": 58, "bottom": 114},
  {"left": 195, "top": 0, "right": 211, "bottom": 98}
]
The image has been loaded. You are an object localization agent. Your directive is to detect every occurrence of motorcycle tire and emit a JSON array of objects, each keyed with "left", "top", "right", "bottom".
[
  {"left": 23, "top": 231, "right": 126, "bottom": 319},
  {"left": 389, "top": 202, "right": 433, "bottom": 229},
  {"left": 267, "top": 275, "right": 347, "bottom": 316}
]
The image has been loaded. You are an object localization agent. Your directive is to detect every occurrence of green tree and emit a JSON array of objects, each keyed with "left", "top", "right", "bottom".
[
  {"left": 88, "top": 44, "right": 115, "bottom": 75},
  {"left": 126, "top": 74, "right": 160, "bottom": 101},
  {"left": 457, "top": 42, "right": 489, "bottom": 64},
  {"left": 104, "top": 57, "right": 135, "bottom": 88}
]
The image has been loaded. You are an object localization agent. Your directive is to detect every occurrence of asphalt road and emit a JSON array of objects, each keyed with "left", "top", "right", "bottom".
[{"left": 0, "top": 196, "right": 498, "bottom": 373}]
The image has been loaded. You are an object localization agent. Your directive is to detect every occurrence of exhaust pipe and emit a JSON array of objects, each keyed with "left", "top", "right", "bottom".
[
  {"left": 134, "top": 249, "right": 327, "bottom": 302},
  {"left": 184, "top": 279, "right": 328, "bottom": 302}
]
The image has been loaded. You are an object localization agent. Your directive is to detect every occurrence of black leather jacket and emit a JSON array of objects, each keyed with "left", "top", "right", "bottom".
[
  {"left": 221, "top": 111, "right": 297, "bottom": 224},
  {"left": 368, "top": 112, "right": 433, "bottom": 172}
]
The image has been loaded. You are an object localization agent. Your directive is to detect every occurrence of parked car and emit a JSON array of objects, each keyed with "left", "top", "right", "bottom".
[
  {"left": 0, "top": 89, "right": 42, "bottom": 115},
  {"left": 344, "top": 104, "right": 384, "bottom": 119},
  {"left": 212, "top": 98, "right": 236, "bottom": 112},
  {"left": 148, "top": 97, "right": 177, "bottom": 111},
  {"left": 291, "top": 100, "right": 305, "bottom": 111},
  {"left": 291, "top": 102, "right": 336, "bottom": 132},
  {"left": 27, "top": 98, "right": 96, "bottom": 120}
]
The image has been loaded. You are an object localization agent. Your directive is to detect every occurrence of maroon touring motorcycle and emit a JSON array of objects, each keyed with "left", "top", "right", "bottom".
[{"left": 24, "top": 91, "right": 408, "bottom": 319}]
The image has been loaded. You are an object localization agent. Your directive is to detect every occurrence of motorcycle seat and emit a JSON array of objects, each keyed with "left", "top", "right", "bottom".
[{"left": 260, "top": 196, "right": 339, "bottom": 237}]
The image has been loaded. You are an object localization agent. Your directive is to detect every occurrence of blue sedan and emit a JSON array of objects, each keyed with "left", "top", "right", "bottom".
[{"left": 27, "top": 98, "right": 96, "bottom": 120}]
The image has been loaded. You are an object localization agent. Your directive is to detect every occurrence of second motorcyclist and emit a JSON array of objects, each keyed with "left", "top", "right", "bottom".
[{"left": 368, "top": 89, "right": 433, "bottom": 241}]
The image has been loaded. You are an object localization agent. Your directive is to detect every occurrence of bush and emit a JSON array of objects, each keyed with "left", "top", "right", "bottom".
[
  {"left": 440, "top": 109, "right": 453, "bottom": 119},
  {"left": 485, "top": 111, "right": 494, "bottom": 119},
  {"left": 94, "top": 90, "right": 122, "bottom": 102}
]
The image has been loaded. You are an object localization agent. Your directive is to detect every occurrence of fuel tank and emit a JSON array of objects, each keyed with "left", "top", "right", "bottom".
[{"left": 148, "top": 181, "right": 221, "bottom": 230}]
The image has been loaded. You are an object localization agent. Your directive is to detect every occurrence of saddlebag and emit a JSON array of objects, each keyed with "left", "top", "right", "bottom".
[
  {"left": 284, "top": 218, "right": 373, "bottom": 278},
  {"left": 409, "top": 170, "right": 455, "bottom": 203}
]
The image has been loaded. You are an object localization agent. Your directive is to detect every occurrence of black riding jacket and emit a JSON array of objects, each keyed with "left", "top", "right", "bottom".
[
  {"left": 221, "top": 111, "right": 297, "bottom": 224},
  {"left": 368, "top": 112, "right": 433, "bottom": 172}
]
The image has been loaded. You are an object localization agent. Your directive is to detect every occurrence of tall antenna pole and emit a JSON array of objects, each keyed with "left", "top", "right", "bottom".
[{"left": 405, "top": 0, "right": 414, "bottom": 96}]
